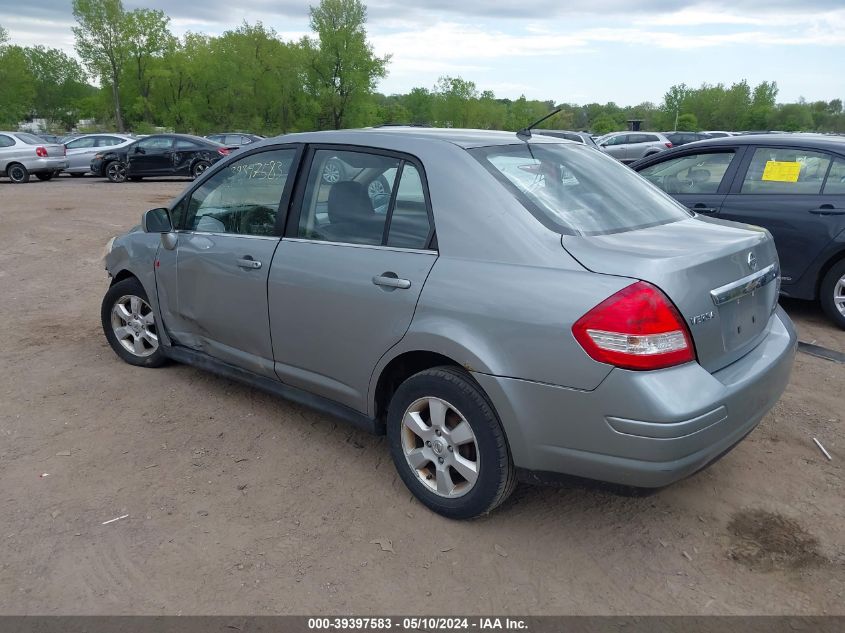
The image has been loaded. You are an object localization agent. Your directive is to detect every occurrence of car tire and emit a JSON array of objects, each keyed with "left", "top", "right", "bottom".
[
  {"left": 820, "top": 259, "right": 845, "bottom": 329},
  {"left": 36, "top": 172, "right": 55, "bottom": 181},
  {"left": 105, "top": 161, "right": 127, "bottom": 183},
  {"left": 386, "top": 366, "right": 516, "bottom": 519},
  {"left": 7, "top": 163, "right": 29, "bottom": 183},
  {"left": 192, "top": 161, "right": 210, "bottom": 179},
  {"left": 70, "top": 172, "right": 85, "bottom": 178},
  {"left": 101, "top": 277, "right": 168, "bottom": 368},
  {"left": 367, "top": 175, "right": 390, "bottom": 199}
]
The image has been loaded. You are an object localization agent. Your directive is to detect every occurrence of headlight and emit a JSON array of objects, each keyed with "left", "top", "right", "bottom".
[{"left": 102, "top": 236, "right": 116, "bottom": 260}]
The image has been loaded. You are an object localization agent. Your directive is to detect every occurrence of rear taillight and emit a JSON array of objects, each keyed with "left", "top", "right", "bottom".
[
  {"left": 665, "top": 142, "right": 673, "bottom": 148},
  {"left": 36, "top": 146, "right": 48, "bottom": 157},
  {"left": 217, "top": 148, "right": 230, "bottom": 156},
  {"left": 572, "top": 281, "right": 695, "bottom": 371}
]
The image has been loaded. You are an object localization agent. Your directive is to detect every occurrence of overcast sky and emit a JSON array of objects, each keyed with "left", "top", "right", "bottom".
[{"left": 2, "top": 0, "right": 844, "bottom": 104}]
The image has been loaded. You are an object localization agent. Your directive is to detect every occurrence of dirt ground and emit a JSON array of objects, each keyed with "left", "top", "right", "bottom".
[{"left": 0, "top": 176, "right": 842, "bottom": 615}]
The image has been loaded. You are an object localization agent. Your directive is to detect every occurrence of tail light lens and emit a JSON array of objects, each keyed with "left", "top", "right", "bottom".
[
  {"left": 572, "top": 281, "right": 695, "bottom": 371},
  {"left": 217, "top": 148, "right": 230, "bottom": 156},
  {"left": 665, "top": 142, "right": 673, "bottom": 148},
  {"left": 36, "top": 146, "right": 48, "bottom": 157}
]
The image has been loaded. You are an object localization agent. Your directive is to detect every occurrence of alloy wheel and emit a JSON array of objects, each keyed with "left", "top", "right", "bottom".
[
  {"left": 322, "top": 161, "right": 341, "bottom": 184},
  {"left": 9, "top": 165, "right": 27, "bottom": 183},
  {"left": 107, "top": 162, "right": 127, "bottom": 183},
  {"left": 110, "top": 294, "right": 158, "bottom": 357},
  {"left": 834, "top": 274, "right": 845, "bottom": 317},
  {"left": 400, "top": 396, "right": 479, "bottom": 498}
]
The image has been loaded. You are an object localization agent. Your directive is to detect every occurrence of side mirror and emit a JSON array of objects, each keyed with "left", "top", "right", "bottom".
[{"left": 142, "top": 207, "right": 172, "bottom": 233}]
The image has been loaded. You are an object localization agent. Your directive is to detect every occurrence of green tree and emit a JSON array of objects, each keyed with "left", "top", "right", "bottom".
[
  {"left": 591, "top": 114, "right": 618, "bottom": 135},
  {"left": 676, "top": 113, "right": 698, "bottom": 131},
  {"left": 124, "top": 8, "right": 173, "bottom": 124},
  {"left": 72, "top": 0, "right": 129, "bottom": 131},
  {"left": 306, "top": 0, "right": 389, "bottom": 129},
  {"left": 22, "top": 46, "right": 93, "bottom": 128},
  {"left": 0, "top": 45, "right": 36, "bottom": 127}
]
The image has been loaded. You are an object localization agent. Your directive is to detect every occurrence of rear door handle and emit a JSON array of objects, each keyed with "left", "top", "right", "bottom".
[
  {"left": 237, "top": 257, "right": 262, "bottom": 269},
  {"left": 373, "top": 273, "right": 411, "bottom": 290},
  {"left": 809, "top": 204, "right": 845, "bottom": 215}
]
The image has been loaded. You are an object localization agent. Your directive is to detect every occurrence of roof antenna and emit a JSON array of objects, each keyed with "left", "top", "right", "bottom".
[{"left": 516, "top": 107, "right": 562, "bottom": 140}]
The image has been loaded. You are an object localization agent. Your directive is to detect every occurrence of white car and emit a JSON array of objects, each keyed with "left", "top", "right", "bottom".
[
  {"left": 64, "top": 133, "right": 135, "bottom": 176},
  {"left": 0, "top": 131, "right": 67, "bottom": 183}
]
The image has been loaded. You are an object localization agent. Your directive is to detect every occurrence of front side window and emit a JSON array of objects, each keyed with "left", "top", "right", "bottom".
[
  {"left": 184, "top": 148, "right": 295, "bottom": 236},
  {"left": 471, "top": 143, "right": 692, "bottom": 236},
  {"left": 741, "top": 147, "right": 831, "bottom": 195},
  {"left": 297, "top": 150, "right": 400, "bottom": 245},
  {"left": 823, "top": 158, "right": 845, "bottom": 195},
  {"left": 67, "top": 137, "right": 96, "bottom": 149},
  {"left": 604, "top": 134, "right": 627, "bottom": 146},
  {"left": 639, "top": 151, "right": 736, "bottom": 195}
]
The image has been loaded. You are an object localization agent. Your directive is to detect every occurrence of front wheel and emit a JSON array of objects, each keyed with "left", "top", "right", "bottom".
[
  {"left": 105, "top": 161, "right": 127, "bottom": 183},
  {"left": 387, "top": 366, "right": 516, "bottom": 519},
  {"left": 101, "top": 277, "right": 168, "bottom": 368},
  {"left": 192, "top": 161, "right": 210, "bottom": 179},
  {"left": 820, "top": 260, "right": 845, "bottom": 329}
]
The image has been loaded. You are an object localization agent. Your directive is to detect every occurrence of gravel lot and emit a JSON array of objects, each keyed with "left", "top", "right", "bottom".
[{"left": 0, "top": 176, "right": 842, "bottom": 615}]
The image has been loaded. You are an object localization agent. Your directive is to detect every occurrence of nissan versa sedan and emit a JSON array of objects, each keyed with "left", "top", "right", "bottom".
[
  {"left": 92, "top": 133, "right": 231, "bottom": 182},
  {"left": 632, "top": 134, "right": 845, "bottom": 328},
  {"left": 64, "top": 133, "right": 135, "bottom": 176},
  {"left": 101, "top": 128, "right": 796, "bottom": 519}
]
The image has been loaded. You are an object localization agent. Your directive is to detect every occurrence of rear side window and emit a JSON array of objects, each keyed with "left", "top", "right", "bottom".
[
  {"left": 0, "top": 135, "right": 13, "bottom": 148},
  {"left": 387, "top": 164, "right": 431, "bottom": 249},
  {"left": 639, "top": 151, "right": 736, "bottom": 194},
  {"left": 175, "top": 139, "right": 204, "bottom": 151},
  {"left": 471, "top": 143, "right": 692, "bottom": 236},
  {"left": 741, "top": 147, "right": 831, "bottom": 194},
  {"left": 97, "top": 136, "right": 124, "bottom": 147},
  {"left": 823, "top": 158, "right": 845, "bottom": 194}
]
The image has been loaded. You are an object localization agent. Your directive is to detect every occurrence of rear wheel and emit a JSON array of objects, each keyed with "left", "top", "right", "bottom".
[
  {"left": 820, "top": 260, "right": 845, "bottom": 329},
  {"left": 101, "top": 277, "right": 167, "bottom": 368},
  {"left": 36, "top": 171, "right": 55, "bottom": 181},
  {"left": 7, "top": 163, "right": 29, "bottom": 183},
  {"left": 106, "top": 161, "right": 127, "bottom": 183},
  {"left": 387, "top": 366, "right": 516, "bottom": 519}
]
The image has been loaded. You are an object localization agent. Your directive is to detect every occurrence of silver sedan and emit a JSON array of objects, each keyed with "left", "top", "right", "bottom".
[
  {"left": 0, "top": 131, "right": 68, "bottom": 183},
  {"left": 64, "top": 133, "right": 135, "bottom": 176},
  {"left": 101, "top": 128, "right": 796, "bottom": 518}
]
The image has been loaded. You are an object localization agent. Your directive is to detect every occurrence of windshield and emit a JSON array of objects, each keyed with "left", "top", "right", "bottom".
[{"left": 470, "top": 143, "right": 692, "bottom": 236}]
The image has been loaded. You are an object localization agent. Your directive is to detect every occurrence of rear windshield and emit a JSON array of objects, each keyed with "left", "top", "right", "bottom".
[
  {"left": 469, "top": 143, "right": 692, "bottom": 236},
  {"left": 16, "top": 133, "right": 47, "bottom": 145}
]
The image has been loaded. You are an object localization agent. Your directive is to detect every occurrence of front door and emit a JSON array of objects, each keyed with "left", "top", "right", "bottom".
[
  {"left": 130, "top": 136, "right": 175, "bottom": 175},
  {"left": 268, "top": 147, "right": 437, "bottom": 411},
  {"left": 155, "top": 145, "right": 300, "bottom": 376},
  {"left": 719, "top": 147, "right": 845, "bottom": 287}
]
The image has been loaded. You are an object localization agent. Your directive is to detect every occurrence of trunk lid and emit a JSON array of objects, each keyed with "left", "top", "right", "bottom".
[
  {"left": 42, "top": 143, "right": 65, "bottom": 158},
  {"left": 561, "top": 216, "right": 780, "bottom": 373}
]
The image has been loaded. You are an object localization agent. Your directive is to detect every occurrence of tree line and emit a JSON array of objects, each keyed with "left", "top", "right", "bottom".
[{"left": 1, "top": 2, "right": 844, "bottom": 135}]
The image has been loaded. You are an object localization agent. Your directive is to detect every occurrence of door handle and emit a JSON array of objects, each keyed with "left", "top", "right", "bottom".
[
  {"left": 809, "top": 204, "right": 844, "bottom": 215},
  {"left": 373, "top": 273, "right": 411, "bottom": 290},
  {"left": 237, "top": 257, "right": 262, "bottom": 269},
  {"left": 692, "top": 203, "right": 717, "bottom": 214}
]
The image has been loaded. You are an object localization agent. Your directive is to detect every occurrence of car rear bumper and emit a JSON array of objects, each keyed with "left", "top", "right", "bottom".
[{"left": 473, "top": 306, "right": 797, "bottom": 488}]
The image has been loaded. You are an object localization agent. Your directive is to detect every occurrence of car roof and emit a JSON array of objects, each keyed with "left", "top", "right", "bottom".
[
  {"left": 677, "top": 133, "right": 845, "bottom": 152},
  {"left": 271, "top": 127, "right": 568, "bottom": 149}
]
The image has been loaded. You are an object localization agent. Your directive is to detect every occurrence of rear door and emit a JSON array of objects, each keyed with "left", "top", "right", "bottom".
[
  {"left": 268, "top": 146, "right": 437, "bottom": 411},
  {"left": 637, "top": 147, "right": 744, "bottom": 217},
  {"left": 155, "top": 145, "right": 301, "bottom": 377},
  {"left": 719, "top": 146, "right": 845, "bottom": 287}
]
